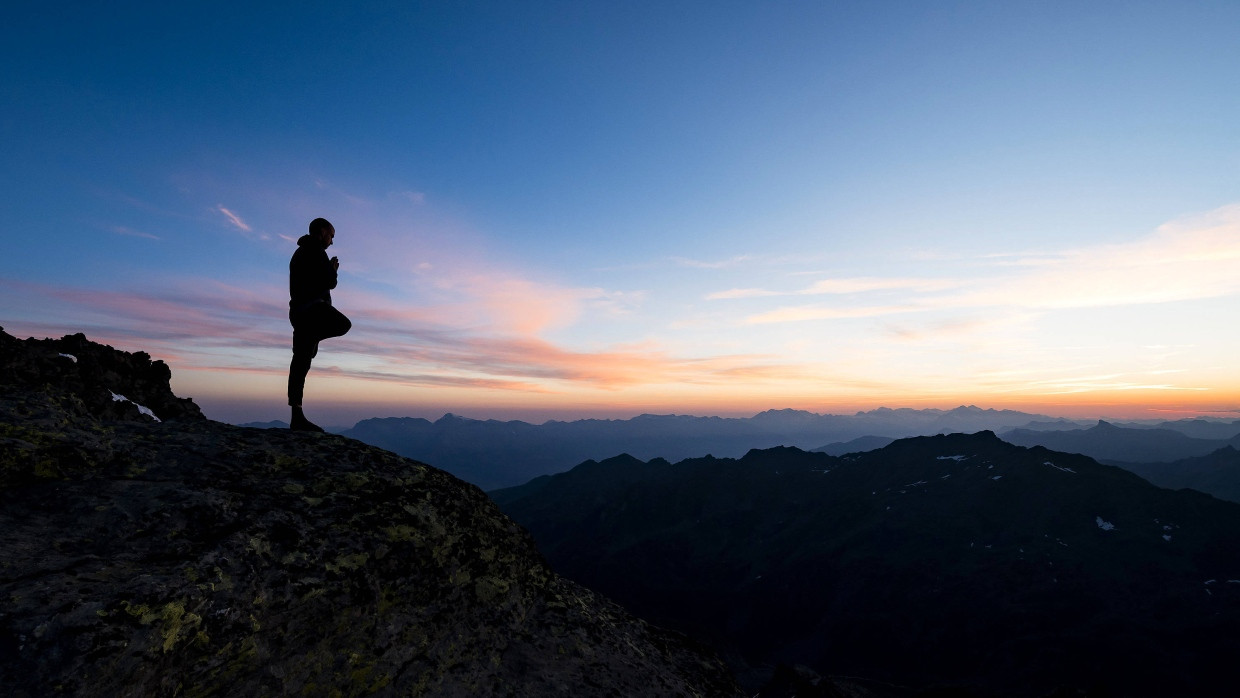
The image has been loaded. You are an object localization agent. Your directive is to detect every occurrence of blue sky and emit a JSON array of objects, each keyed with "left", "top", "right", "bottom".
[{"left": 4, "top": 1, "right": 1240, "bottom": 424}]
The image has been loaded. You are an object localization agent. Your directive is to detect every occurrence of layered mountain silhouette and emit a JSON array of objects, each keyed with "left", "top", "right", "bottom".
[
  {"left": 1117, "top": 446, "right": 1240, "bottom": 504},
  {"left": 342, "top": 406, "right": 1059, "bottom": 490},
  {"left": 1001, "top": 419, "right": 1240, "bottom": 464},
  {"left": 999, "top": 421, "right": 1240, "bottom": 503},
  {"left": 493, "top": 435, "right": 1240, "bottom": 696},
  {"left": 811, "top": 434, "right": 896, "bottom": 455},
  {"left": 1103, "top": 418, "right": 1240, "bottom": 440},
  {"left": 0, "top": 328, "right": 741, "bottom": 697}
]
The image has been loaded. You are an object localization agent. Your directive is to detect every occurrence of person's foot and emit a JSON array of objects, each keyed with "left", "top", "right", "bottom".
[
  {"left": 290, "top": 408, "right": 324, "bottom": 432},
  {"left": 290, "top": 416, "right": 324, "bottom": 432}
]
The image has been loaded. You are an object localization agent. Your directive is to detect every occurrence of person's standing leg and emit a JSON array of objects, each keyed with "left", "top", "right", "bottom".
[
  {"left": 288, "top": 318, "right": 324, "bottom": 431},
  {"left": 288, "top": 303, "right": 349, "bottom": 432}
]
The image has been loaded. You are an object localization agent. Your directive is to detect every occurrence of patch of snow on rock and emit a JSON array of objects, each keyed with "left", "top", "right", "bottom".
[
  {"left": 57, "top": 353, "right": 77, "bottom": 362},
  {"left": 1044, "top": 461, "right": 1076, "bottom": 474},
  {"left": 1096, "top": 516, "right": 1115, "bottom": 531},
  {"left": 110, "top": 390, "right": 162, "bottom": 422},
  {"left": 937, "top": 455, "right": 968, "bottom": 461}
]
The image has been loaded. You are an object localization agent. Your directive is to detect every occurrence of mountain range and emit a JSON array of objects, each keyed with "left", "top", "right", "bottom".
[
  {"left": 335, "top": 406, "right": 1073, "bottom": 490},
  {"left": 327, "top": 409, "right": 1240, "bottom": 500},
  {"left": 1001, "top": 419, "right": 1240, "bottom": 464},
  {"left": 492, "top": 434, "right": 1240, "bottom": 696}
]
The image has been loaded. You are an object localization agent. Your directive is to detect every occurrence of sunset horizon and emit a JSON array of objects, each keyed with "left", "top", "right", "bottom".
[{"left": 6, "top": 3, "right": 1240, "bottom": 428}]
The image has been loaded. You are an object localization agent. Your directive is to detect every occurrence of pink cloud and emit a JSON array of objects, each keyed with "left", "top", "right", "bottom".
[
  {"left": 216, "top": 205, "right": 252, "bottom": 232},
  {"left": 1, "top": 276, "right": 814, "bottom": 398}
]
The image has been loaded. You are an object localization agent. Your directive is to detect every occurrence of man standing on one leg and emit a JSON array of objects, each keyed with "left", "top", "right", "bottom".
[{"left": 288, "top": 217, "right": 351, "bottom": 432}]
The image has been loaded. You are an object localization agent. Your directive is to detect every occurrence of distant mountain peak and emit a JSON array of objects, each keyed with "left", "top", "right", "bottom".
[
  {"left": 753, "top": 407, "right": 816, "bottom": 417},
  {"left": 884, "top": 429, "right": 1003, "bottom": 449},
  {"left": 598, "top": 453, "right": 645, "bottom": 467},
  {"left": 434, "top": 412, "right": 478, "bottom": 425}
]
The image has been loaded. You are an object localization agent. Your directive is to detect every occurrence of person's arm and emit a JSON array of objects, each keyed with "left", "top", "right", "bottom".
[{"left": 322, "top": 250, "right": 339, "bottom": 290}]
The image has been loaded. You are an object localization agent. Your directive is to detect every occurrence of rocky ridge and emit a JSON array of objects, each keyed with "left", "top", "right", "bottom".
[
  {"left": 0, "top": 328, "right": 741, "bottom": 697},
  {"left": 494, "top": 435, "right": 1240, "bottom": 696}
]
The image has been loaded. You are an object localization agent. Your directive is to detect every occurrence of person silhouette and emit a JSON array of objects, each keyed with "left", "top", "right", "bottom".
[{"left": 287, "top": 217, "right": 351, "bottom": 431}]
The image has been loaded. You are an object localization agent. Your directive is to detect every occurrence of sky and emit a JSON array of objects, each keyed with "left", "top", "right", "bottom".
[{"left": 4, "top": 1, "right": 1240, "bottom": 426}]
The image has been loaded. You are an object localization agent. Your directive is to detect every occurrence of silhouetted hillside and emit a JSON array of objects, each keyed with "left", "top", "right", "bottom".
[
  {"left": 811, "top": 435, "right": 895, "bottom": 455},
  {"left": 237, "top": 419, "right": 291, "bottom": 429},
  {"left": 1116, "top": 446, "right": 1240, "bottom": 504},
  {"left": 0, "top": 328, "right": 742, "bottom": 697},
  {"left": 493, "top": 433, "right": 1240, "bottom": 697}
]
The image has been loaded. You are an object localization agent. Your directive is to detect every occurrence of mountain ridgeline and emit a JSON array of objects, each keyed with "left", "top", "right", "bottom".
[
  {"left": 341, "top": 406, "right": 1064, "bottom": 490},
  {"left": 339, "top": 410, "right": 1240, "bottom": 499},
  {"left": 1003, "top": 419, "right": 1240, "bottom": 465},
  {"left": 0, "top": 328, "right": 741, "bottom": 697},
  {"left": 1002, "top": 420, "right": 1240, "bottom": 503},
  {"left": 492, "top": 434, "right": 1240, "bottom": 696}
]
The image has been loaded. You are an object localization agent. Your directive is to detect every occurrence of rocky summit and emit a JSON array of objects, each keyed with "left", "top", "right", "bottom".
[{"left": 0, "top": 328, "right": 742, "bottom": 697}]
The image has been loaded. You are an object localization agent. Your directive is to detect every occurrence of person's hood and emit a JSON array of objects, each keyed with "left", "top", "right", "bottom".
[{"left": 297, "top": 234, "right": 324, "bottom": 249}]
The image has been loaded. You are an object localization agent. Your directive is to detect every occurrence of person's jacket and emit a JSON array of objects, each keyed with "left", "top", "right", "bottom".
[{"left": 289, "top": 234, "right": 337, "bottom": 312}]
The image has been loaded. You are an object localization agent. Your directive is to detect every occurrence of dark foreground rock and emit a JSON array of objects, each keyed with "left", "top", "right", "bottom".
[{"left": 0, "top": 328, "right": 742, "bottom": 697}]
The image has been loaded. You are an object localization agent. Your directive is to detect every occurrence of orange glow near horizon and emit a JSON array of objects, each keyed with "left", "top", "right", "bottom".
[{"left": 176, "top": 359, "right": 1240, "bottom": 425}]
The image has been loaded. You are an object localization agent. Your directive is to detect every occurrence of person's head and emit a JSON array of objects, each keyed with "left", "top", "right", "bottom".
[{"left": 309, "top": 217, "right": 335, "bottom": 248}]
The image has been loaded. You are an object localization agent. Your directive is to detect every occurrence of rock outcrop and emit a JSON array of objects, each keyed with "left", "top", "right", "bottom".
[{"left": 0, "top": 328, "right": 742, "bottom": 697}]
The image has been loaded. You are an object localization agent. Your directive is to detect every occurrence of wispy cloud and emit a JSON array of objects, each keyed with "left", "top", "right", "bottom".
[
  {"left": 438, "top": 274, "right": 592, "bottom": 335},
  {"left": 1025, "top": 377, "right": 1207, "bottom": 395},
  {"left": 707, "top": 287, "right": 781, "bottom": 300},
  {"left": 216, "top": 205, "right": 252, "bottom": 232},
  {"left": 708, "top": 276, "right": 956, "bottom": 300},
  {"left": 110, "top": 225, "right": 160, "bottom": 240},
  {"left": 725, "top": 204, "right": 1240, "bottom": 325},
  {"left": 393, "top": 190, "right": 426, "bottom": 205},
  {"left": 1, "top": 278, "right": 290, "bottom": 358},
  {"left": 747, "top": 304, "right": 920, "bottom": 324},
  {"left": 673, "top": 254, "right": 754, "bottom": 269},
  {"left": 975, "top": 204, "right": 1240, "bottom": 310},
  {"left": 0, "top": 275, "right": 814, "bottom": 398}
]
